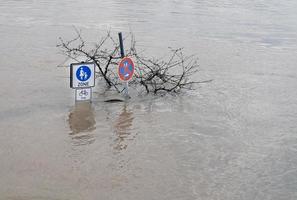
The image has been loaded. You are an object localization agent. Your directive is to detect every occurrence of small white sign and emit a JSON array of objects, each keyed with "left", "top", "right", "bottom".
[
  {"left": 75, "top": 88, "right": 92, "bottom": 101},
  {"left": 70, "top": 62, "right": 95, "bottom": 88}
]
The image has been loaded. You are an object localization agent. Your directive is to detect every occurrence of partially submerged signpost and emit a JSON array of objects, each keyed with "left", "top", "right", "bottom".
[
  {"left": 70, "top": 62, "right": 95, "bottom": 102},
  {"left": 69, "top": 33, "right": 134, "bottom": 102},
  {"left": 118, "top": 32, "right": 135, "bottom": 98},
  {"left": 118, "top": 57, "right": 135, "bottom": 97}
]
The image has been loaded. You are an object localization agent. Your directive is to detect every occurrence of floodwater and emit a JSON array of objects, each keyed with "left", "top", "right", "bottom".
[{"left": 1, "top": 0, "right": 297, "bottom": 199}]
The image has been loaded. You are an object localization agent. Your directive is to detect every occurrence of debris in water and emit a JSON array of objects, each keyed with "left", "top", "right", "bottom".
[{"left": 104, "top": 99, "right": 124, "bottom": 103}]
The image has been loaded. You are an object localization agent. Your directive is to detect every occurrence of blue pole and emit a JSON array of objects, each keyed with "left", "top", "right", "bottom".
[{"left": 118, "top": 32, "right": 125, "bottom": 58}]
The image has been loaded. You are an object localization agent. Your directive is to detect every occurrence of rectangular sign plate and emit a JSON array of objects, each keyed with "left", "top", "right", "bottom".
[
  {"left": 75, "top": 88, "right": 92, "bottom": 101},
  {"left": 70, "top": 62, "right": 95, "bottom": 88}
]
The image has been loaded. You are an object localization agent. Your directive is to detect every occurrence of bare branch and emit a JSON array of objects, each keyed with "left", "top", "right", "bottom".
[{"left": 57, "top": 30, "right": 203, "bottom": 94}]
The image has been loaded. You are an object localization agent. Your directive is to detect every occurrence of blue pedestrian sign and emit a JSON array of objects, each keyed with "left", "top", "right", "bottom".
[
  {"left": 70, "top": 62, "right": 95, "bottom": 88},
  {"left": 76, "top": 66, "right": 91, "bottom": 81}
]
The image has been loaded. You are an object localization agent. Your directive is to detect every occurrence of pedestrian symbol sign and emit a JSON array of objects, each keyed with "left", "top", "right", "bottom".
[
  {"left": 118, "top": 57, "right": 135, "bottom": 81},
  {"left": 76, "top": 66, "right": 91, "bottom": 81},
  {"left": 70, "top": 62, "right": 95, "bottom": 88}
]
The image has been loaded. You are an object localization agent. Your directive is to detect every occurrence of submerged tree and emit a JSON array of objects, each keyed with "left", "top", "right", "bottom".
[{"left": 57, "top": 30, "right": 205, "bottom": 94}]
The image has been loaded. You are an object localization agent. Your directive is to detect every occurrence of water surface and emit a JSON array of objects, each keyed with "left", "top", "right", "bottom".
[{"left": 0, "top": 0, "right": 297, "bottom": 199}]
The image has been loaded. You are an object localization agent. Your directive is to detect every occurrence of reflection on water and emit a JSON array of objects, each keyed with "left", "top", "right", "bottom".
[
  {"left": 113, "top": 105, "right": 134, "bottom": 152},
  {"left": 68, "top": 102, "right": 96, "bottom": 146},
  {"left": 110, "top": 104, "right": 136, "bottom": 189}
]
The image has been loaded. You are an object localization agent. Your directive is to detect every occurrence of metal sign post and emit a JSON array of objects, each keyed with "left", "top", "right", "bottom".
[
  {"left": 118, "top": 57, "right": 135, "bottom": 97},
  {"left": 118, "top": 32, "right": 131, "bottom": 98},
  {"left": 124, "top": 81, "right": 129, "bottom": 96}
]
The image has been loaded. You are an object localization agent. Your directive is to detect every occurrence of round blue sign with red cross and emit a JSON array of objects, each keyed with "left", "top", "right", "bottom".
[{"left": 118, "top": 57, "right": 135, "bottom": 81}]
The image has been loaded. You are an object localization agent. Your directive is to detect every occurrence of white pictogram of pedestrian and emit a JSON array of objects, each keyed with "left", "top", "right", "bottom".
[
  {"left": 79, "top": 67, "right": 89, "bottom": 81},
  {"left": 79, "top": 68, "right": 85, "bottom": 80}
]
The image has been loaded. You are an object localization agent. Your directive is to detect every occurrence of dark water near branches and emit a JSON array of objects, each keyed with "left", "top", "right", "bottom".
[{"left": 1, "top": 0, "right": 297, "bottom": 199}]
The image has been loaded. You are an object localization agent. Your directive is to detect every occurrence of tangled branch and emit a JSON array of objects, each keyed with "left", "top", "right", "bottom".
[{"left": 57, "top": 30, "right": 203, "bottom": 94}]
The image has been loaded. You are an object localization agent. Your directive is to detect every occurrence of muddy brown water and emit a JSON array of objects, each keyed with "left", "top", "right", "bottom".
[{"left": 1, "top": 0, "right": 297, "bottom": 199}]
